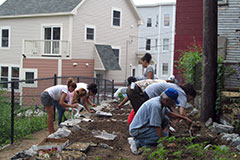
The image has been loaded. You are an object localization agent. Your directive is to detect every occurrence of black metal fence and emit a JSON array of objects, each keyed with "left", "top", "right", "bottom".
[{"left": 0, "top": 74, "right": 114, "bottom": 144}]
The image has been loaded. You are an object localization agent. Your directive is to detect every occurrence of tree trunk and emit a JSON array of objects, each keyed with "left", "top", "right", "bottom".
[{"left": 201, "top": 0, "right": 218, "bottom": 122}]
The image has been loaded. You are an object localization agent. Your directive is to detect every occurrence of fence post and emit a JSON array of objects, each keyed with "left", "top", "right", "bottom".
[
  {"left": 112, "top": 80, "right": 114, "bottom": 99},
  {"left": 54, "top": 74, "right": 57, "bottom": 85},
  {"left": 53, "top": 74, "right": 57, "bottom": 121},
  {"left": 104, "top": 79, "right": 106, "bottom": 100},
  {"left": 92, "top": 78, "right": 96, "bottom": 104},
  {"left": 97, "top": 78, "right": 100, "bottom": 104},
  {"left": 11, "top": 82, "right": 15, "bottom": 144}
]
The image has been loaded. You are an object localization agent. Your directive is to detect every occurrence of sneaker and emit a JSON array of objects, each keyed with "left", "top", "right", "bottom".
[{"left": 128, "top": 137, "right": 140, "bottom": 155}]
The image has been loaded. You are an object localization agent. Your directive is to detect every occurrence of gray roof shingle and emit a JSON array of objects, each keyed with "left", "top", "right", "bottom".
[
  {"left": 0, "top": 0, "right": 83, "bottom": 16},
  {"left": 95, "top": 44, "right": 121, "bottom": 71}
]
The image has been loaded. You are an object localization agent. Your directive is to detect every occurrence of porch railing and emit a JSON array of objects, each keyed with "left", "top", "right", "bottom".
[{"left": 24, "top": 40, "right": 70, "bottom": 58}]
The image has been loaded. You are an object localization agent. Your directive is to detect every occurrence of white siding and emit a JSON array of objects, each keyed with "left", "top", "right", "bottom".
[
  {"left": 0, "top": 16, "right": 70, "bottom": 66},
  {"left": 72, "top": 0, "right": 139, "bottom": 83},
  {"left": 137, "top": 3, "right": 176, "bottom": 80}
]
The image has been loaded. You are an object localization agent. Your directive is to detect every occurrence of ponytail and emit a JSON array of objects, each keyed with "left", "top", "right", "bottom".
[{"left": 67, "top": 78, "right": 77, "bottom": 89}]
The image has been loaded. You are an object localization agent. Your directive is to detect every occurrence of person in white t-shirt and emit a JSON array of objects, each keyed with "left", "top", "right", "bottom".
[{"left": 40, "top": 78, "right": 79, "bottom": 134}]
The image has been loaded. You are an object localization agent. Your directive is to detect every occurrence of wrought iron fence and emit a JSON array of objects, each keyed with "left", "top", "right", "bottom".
[{"left": 0, "top": 74, "right": 114, "bottom": 144}]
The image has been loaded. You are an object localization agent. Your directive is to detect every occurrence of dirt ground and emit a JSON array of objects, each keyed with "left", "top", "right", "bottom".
[{"left": 1, "top": 100, "right": 239, "bottom": 160}]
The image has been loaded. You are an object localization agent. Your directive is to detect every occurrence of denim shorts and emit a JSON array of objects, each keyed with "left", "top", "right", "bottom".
[{"left": 40, "top": 91, "right": 53, "bottom": 107}]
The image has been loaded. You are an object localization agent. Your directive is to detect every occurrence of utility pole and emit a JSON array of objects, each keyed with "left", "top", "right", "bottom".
[{"left": 201, "top": 0, "right": 218, "bottom": 122}]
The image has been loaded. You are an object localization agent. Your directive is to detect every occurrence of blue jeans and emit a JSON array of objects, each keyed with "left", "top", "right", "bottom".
[
  {"left": 53, "top": 101, "right": 66, "bottom": 125},
  {"left": 134, "top": 117, "right": 169, "bottom": 148}
]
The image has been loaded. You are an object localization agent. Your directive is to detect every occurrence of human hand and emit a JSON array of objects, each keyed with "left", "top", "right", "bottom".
[
  {"left": 91, "top": 103, "right": 96, "bottom": 107},
  {"left": 117, "top": 104, "right": 122, "bottom": 109},
  {"left": 72, "top": 103, "right": 79, "bottom": 108},
  {"left": 89, "top": 109, "right": 95, "bottom": 113}
]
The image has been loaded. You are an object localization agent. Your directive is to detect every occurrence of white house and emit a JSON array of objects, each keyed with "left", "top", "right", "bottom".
[
  {"left": 0, "top": 0, "right": 142, "bottom": 104},
  {"left": 136, "top": 2, "right": 176, "bottom": 80}
]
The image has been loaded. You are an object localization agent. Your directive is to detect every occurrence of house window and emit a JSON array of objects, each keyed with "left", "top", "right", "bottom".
[
  {"left": 132, "top": 68, "right": 136, "bottom": 77},
  {"left": 0, "top": 66, "right": 19, "bottom": 89},
  {"left": 23, "top": 69, "right": 38, "bottom": 87},
  {"left": 112, "top": 48, "right": 120, "bottom": 64},
  {"left": 156, "top": 15, "right": 159, "bottom": 27},
  {"left": 112, "top": 9, "right": 121, "bottom": 27},
  {"left": 155, "top": 39, "right": 158, "bottom": 51},
  {"left": 147, "top": 18, "right": 152, "bottom": 27},
  {"left": 163, "top": 38, "right": 169, "bottom": 51},
  {"left": 162, "top": 63, "right": 168, "bottom": 75},
  {"left": 86, "top": 28, "right": 94, "bottom": 40},
  {"left": 164, "top": 14, "right": 170, "bottom": 27},
  {"left": 43, "top": 26, "right": 61, "bottom": 55},
  {"left": 85, "top": 25, "right": 95, "bottom": 41},
  {"left": 0, "top": 66, "right": 8, "bottom": 88},
  {"left": 146, "top": 39, "right": 151, "bottom": 50},
  {"left": 2, "top": 29, "right": 9, "bottom": 48},
  {"left": 0, "top": 27, "right": 10, "bottom": 48}
]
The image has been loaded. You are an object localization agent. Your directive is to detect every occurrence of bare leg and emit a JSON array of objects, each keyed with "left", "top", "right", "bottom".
[{"left": 45, "top": 106, "right": 55, "bottom": 134}]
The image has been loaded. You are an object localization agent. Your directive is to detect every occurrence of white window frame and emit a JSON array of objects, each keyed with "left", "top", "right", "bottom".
[
  {"left": 147, "top": 18, "right": 152, "bottom": 27},
  {"left": 84, "top": 24, "right": 96, "bottom": 42},
  {"left": 0, "top": 26, "right": 11, "bottom": 49},
  {"left": 218, "top": 0, "right": 228, "bottom": 5},
  {"left": 155, "top": 15, "right": 159, "bottom": 27},
  {"left": 146, "top": 39, "right": 151, "bottom": 51},
  {"left": 162, "top": 63, "right": 169, "bottom": 75},
  {"left": 163, "top": 14, "right": 170, "bottom": 27},
  {"left": 111, "top": 7, "right": 122, "bottom": 28},
  {"left": 0, "top": 65, "right": 20, "bottom": 91},
  {"left": 41, "top": 24, "right": 62, "bottom": 56},
  {"left": 112, "top": 46, "right": 121, "bottom": 66},
  {"left": 22, "top": 69, "right": 38, "bottom": 88},
  {"left": 162, "top": 38, "right": 170, "bottom": 52}
]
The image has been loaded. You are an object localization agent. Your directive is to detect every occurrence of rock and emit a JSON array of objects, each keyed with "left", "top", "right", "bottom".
[
  {"left": 188, "top": 108, "right": 198, "bottom": 116},
  {"left": 236, "top": 145, "right": 240, "bottom": 151},
  {"left": 205, "top": 117, "right": 213, "bottom": 127},
  {"left": 71, "top": 125, "right": 81, "bottom": 132},
  {"left": 231, "top": 137, "right": 240, "bottom": 147},
  {"left": 98, "top": 143, "right": 113, "bottom": 149},
  {"left": 221, "top": 133, "right": 239, "bottom": 141},
  {"left": 215, "top": 124, "right": 234, "bottom": 134}
]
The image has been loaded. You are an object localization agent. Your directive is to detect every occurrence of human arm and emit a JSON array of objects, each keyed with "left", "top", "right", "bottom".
[
  {"left": 153, "top": 126, "right": 164, "bottom": 137},
  {"left": 166, "top": 110, "right": 192, "bottom": 126},
  {"left": 147, "top": 71, "right": 154, "bottom": 79},
  {"left": 59, "top": 92, "right": 78, "bottom": 110},
  {"left": 117, "top": 96, "right": 129, "bottom": 108},
  {"left": 82, "top": 95, "right": 95, "bottom": 113},
  {"left": 87, "top": 97, "right": 96, "bottom": 107}
]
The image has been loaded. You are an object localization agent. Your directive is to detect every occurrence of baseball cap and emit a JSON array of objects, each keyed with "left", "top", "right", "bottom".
[{"left": 164, "top": 88, "right": 179, "bottom": 104}]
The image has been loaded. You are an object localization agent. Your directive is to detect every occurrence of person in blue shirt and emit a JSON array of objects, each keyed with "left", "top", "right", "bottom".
[{"left": 129, "top": 88, "right": 192, "bottom": 154}]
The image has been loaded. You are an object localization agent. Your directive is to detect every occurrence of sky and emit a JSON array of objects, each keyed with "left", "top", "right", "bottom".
[{"left": 0, "top": 0, "right": 176, "bottom": 6}]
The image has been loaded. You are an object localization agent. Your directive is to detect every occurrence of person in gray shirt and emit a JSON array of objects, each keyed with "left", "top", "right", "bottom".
[{"left": 129, "top": 88, "right": 192, "bottom": 153}]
